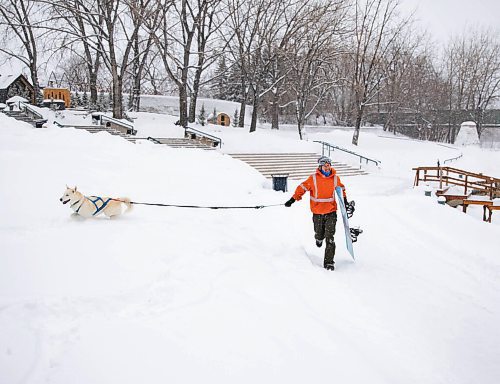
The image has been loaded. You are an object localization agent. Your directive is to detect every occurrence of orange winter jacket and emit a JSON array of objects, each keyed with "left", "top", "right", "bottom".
[{"left": 292, "top": 168, "right": 346, "bottom": 214}]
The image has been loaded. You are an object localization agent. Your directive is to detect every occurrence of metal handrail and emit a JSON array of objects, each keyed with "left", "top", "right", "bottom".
[
  {"left": 147, "top": 136, "right": 162, "bottom": 144},
  {"left": 185, "top": 126, "right": 222, "bottom": 147},
  {"left": 100, "top": 114, "right": 134, "bottom": 130},
  {"left": 314, "top": 140, "right": 381, "bottom": 167},
  {"left": 98, "top": 114, "right": 136, "bottom": 135},
  {"left": 20, "top": 103, "right": 45, "bottom": 120},
  {"left": 443, "top": 153, "right": 463, "bottom": 164}
]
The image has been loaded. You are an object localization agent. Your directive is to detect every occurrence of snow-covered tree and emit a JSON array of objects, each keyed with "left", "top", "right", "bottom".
[
  {"left": 232, "top": 109, "right": 239, "bottom": 127},
  {"left": 82, "top": 91, "right": 88, "bottom": 108},
  {"left": 350, "top": 0, "right": 410, "bottom": 145},
  {"left": 198, "top": 104, "right": 207, "bottom": 126}
]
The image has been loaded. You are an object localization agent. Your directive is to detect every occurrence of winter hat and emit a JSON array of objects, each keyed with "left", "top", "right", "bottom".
[{"left": 318, "top": 156, "right": 332, "bottom": 167}]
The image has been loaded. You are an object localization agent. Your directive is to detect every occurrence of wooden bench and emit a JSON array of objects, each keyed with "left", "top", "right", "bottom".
[
  {"left": 462, "top": 199, "right": 493, "bottom": 221},
  {"left": 441, "top": 194, "right": 470, "bottom": 207},
  {"left": 485, "top": 205, "right": 500, "bottom": 223}
]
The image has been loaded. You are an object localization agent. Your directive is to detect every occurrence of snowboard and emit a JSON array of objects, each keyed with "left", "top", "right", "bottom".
[{"left": 335, "top": 186, "right": 355, "bottom": 260}]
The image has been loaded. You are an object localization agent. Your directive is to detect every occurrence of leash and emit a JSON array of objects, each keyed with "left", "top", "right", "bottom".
[{"left": 111, "top": 198, "right": 283, "bottom": 210}]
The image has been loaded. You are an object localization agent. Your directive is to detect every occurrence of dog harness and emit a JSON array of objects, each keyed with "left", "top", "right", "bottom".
[{"left": 75, "top": 196, "right": 112, "bottom": 216}]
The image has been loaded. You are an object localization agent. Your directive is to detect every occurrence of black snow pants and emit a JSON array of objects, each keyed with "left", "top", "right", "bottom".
[{"left": 313, "top": 211, "right": 337, "bottom": 267}]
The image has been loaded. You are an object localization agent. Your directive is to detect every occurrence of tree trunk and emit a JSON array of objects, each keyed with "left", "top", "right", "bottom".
[
  {"left": 112, "top": 75, "right": 123, "bottom": 119},
  {"left": 179, "top": 84, "right": 188, "bottom": 128},
  {"left": 89, "top": 72, "right": 99, "bottom": 109},
  {"left": 249, "top": 92, "right": 258, "bottom": 133},
  {"left": 238, "top": 101, "right": 245, "bottom": 127},
  {"left": 352, "top": 108, "right": 363, "bottom": 145},
  {"left": 188, "top": 60, "right": 204, "bottom": 123},
  {"left": 271, "top": 93, "right": 279, "bottom": 129},
  {"left": 188, "top": 91, "right": 197, "bottom": 124},
  {"left": 238, "top": 77, "right": 247, "bottom": 127},
  {"left": 296, "top": 99, "right": 304, "bottom": 140},
  {"left": 29, "top": 68, "right": 40, "bottom": 105},
  {"left": 297, "top": 121, "right": 304, "bottom": 140}
]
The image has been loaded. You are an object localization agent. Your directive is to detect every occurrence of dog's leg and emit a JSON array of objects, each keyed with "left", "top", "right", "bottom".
[{"left": 120, "top": 197, "right": 132, "bottom": 213}]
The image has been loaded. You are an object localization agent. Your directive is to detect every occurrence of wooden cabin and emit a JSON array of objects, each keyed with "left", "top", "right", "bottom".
[
  {"left": 43, "top": 88, "right": 71, "bottom": 108},
  {"left": 208, "top": 112, "right": 231, "bottom": 127},
  {"left": 0, "top": 74, "right": 34, "bottom": 104},
  {"left": 217, "top": 112, "right": 230, "bottom": 126}
]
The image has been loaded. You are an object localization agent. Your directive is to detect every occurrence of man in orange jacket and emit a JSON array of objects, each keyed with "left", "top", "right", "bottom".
[{"left": 284, "top": 156, "right": 350, "bottom": 271}]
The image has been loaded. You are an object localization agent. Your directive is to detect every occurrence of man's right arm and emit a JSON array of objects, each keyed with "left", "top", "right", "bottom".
[{"left": 284, "top": 177, "right": 311, "bottom": 207}]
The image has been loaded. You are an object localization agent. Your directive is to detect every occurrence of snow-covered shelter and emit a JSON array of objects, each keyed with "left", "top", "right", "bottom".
[
  {"left": 43, "top": 87, "right": 71, "bottom": 108},
  {"left": 0, "top": 73, "right": 34, "bottom": 104},
  {"left": 208, "top": 112, "right": 231, "bottom": 127},
  {"left": 455, "top": 121, "right": 480, "bottom": 146}
]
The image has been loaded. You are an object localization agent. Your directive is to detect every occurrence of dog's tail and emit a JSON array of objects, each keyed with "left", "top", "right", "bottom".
[{"left": 120, "top": 197, "right": 133, "bottom": 213}]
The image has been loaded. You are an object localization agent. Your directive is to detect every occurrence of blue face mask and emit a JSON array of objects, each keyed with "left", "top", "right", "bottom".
[{"left": 320, "top": 168, "right": 331, "bottom": 177}]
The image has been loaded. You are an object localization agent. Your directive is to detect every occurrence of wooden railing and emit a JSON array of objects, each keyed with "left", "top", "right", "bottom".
[{"left": 413, "top": 166, "right": 500, "bottom": 199}]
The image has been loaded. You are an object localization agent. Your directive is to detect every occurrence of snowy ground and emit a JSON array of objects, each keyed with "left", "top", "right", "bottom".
[{"left": 1, "top": 110, "right": 499, "bottom": 384}]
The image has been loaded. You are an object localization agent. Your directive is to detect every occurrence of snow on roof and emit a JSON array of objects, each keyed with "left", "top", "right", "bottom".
[
  {"left": 6, "top": 95, "right": 28, "bottom": 103},
  {"left": 43, "top": 99, "right": 65, "bottom": 103},
  {"left": 455, "top": 121, "right": 480, "bottom": 146},
  {"left": 0, "top": 73, "right": 22, "bottom": 89}
]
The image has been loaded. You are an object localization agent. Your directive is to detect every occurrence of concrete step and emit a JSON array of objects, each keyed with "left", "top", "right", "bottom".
[
  {"left": 152, "top": 137, "right": 216, "bottom": 150},
  {"left": 228, "top": 153, "right": 367, "bottom": 179},
  {"left": 69, "top": 126, "right": 136, "bottom": 142}
]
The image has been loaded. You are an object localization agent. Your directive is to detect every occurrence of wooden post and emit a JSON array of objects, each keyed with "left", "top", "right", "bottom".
[
  {"left": 414, "top": 169, "right": 420, "bottom": 186},
  {"left": 464, "top": 175, "right": 468, "bottom": 195},
  {"left": 438, "top": 162, "right": 442, "bottom": 190}
]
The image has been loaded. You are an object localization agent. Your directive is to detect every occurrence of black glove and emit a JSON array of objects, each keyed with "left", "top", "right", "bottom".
[{"left": 284, "top": 197, "right": 295, "bottom": 207}]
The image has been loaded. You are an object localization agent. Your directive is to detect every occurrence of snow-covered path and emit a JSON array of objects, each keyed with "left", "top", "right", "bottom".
[{"left": 1, "top": 113, "right": 499, "bottom": 384}]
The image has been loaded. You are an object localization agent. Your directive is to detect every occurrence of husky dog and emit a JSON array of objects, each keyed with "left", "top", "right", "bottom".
[{"left": 60, "top": 186, "right": 132, "bottom": 218}]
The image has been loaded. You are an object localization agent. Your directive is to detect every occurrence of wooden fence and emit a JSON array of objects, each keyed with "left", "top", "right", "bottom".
[{"left": 413, "top": 166, "right": 500, "bottom": 199}]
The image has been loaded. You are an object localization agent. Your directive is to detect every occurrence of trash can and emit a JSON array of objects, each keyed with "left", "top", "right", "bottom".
[
  {"left": 91, "top": 113, "right": 101, "bottom": 125},
  {"left": 35, "top": 119, "right": 47, "bottom": 128},
  {"left": 424, "top": 185, "right": 432, "bottom": 197},
  {"left": 272, "top": 174, "right": 288, "bottom": 192}
]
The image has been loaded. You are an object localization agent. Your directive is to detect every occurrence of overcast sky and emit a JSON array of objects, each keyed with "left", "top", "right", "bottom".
[{"left": 401, "top": 0, "right": 500, "bottom": 43}]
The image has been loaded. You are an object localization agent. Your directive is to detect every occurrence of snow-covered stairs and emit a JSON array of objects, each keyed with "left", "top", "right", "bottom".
[
  {"left": 3, "top": 110, "right": 40, "bottom": 126},
  {"left": 65, "top": 125, "right": 137, "bottom": 143},
  {"left": 148, "top": 137, "right": 217, "bottom": 150},
  {"left": 228, "top": 153, "right": 368, "bottom": 179}
]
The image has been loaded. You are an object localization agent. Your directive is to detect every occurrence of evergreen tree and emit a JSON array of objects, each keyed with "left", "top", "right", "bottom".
[
  {"left": 75, "top": 91, "right": 82, "bottom": 108},
  {"left": 108, "top": 92, "right": 113, "bottom": 111},
  {"left": 210, "top": 56, "right": 228, "bottom": 100},
  {"left": 233, "top": 109, "right": 239, "bottom": 127},
  {"left": 226, "top": 62, "right": 243, "bottom": 103},
  {"left": 82, "top": 92, "right": 89, "bottom": 108},
  {"left": 97, "top": 90, "right": 104, "bottom": 111},
  {"left": 198, "top": 104, "right": 207, "bottom": 126},
  {"left": 102, "top": 91, "right": 110, "bottom": 111},
  {"left": 70, "top": 92, "right": 77, "bottom": 108}
]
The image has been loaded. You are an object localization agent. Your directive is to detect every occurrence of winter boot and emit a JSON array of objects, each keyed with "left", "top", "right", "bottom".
[
  {"left": 324, "top": 263, "right": 335, "bottom": 271},
  {"left": 316, "top": 239, "right": 323, "bottom": 248}
]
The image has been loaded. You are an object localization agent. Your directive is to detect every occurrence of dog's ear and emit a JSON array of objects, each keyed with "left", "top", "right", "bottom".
[
  {"left": 74, "top": 186, "right": 77, "bottom": 192},
  {"left": 66, "top": 184, "right": 69, "bottom": 189}
]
